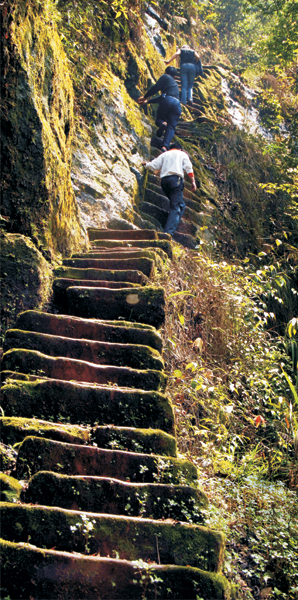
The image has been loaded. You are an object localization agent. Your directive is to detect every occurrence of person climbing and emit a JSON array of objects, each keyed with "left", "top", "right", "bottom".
[
  {"left": 164, "top": 44, "right": 203, "bottom": 106},
  {"left": 137, "top": 66, "right": 181, "bottom": 152},
  {"left": 142, "top": 142, "right": 196, "bottom": 237}
]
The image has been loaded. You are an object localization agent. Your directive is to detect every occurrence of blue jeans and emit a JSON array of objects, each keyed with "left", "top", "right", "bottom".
[
  {"left": 180, "top": 63, "right": 196, "bottom": 104},
  {"left": 161, "top": 175, "right": 185, "bottom": 235},
  {"left": 156, "top": 96, "right": 181, "bottom": 149}
]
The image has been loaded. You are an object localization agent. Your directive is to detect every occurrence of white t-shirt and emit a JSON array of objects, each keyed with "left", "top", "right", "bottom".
[{"left": 145, "top": 149, "right": 194, "bottom": 179}]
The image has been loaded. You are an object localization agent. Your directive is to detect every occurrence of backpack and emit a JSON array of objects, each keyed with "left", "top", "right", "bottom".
[{"left": 195, "top": 59, "right": 203, "bottom": 78}]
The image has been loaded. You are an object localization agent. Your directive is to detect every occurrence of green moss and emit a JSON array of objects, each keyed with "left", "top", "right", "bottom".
[
  {"left": 1, "top": 0, "right": 87, "bottom": 257},
  {"left": 0, "top": 416, "right": 90, "bottom": 446},
  {"left": 0, "top": 474, "right": 23, "bottom": 502},
  {"left": 1, "top": 503, "right": 224, "bottom": 572},
  {"left": 93, "top": 425, "right": 177, "bottom": 457},
  {"left": 0, "top": 233, "right": 52, "bottom": 342}
]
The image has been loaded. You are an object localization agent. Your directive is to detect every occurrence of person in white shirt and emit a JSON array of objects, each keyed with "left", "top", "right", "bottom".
[{"left": 142, "top": 142, "right": 196, "bottom": 236}]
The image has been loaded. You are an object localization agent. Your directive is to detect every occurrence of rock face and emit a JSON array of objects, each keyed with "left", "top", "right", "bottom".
[
  {"left": 0, "top": 229, "right": 230, "bottom": 599},
  {"left": 1, "top": 0, "right": 87, "bottom": 257}
]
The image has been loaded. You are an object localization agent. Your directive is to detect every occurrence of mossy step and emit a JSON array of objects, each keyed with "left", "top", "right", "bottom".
[
  {"left": 80, "top": 246, "right": 168, "bottom": 261},
  {"left": 16, "top": 437, "right": 198, "bottom": 484},
  {"left": 4, "top": 330, "right": 164, "bottom": 371},
  {"left": 145, "top": 189, "right": 170, "bottom": 212},
  {"left": 62, "top": 257, "right": 155, "bottom": 278},
  {"left": 1, "top": 540, "right": 230, "bottom": 599},
  {"left": 54, "top": 266, "right": 148, "bottom": 284},
  {"left": 173, "top": 232, "right": 197, "bottom": 249},
  {"left": 53, "top": 278, "right": 138, "bottom": 305},
  {"left": 0, "top": 474, "right": 22, "bottom": 502},
  {"left": 66, "top": 286, "right": 165, "bottom": 328},
  {"left": 88, "top": 228, "right": 159, "bottom": 241},
  {"left": 93, "top": 425, "right": 176, "bottom": 457},
  {"left": 72, "top": 249, "right": 166, "bottom": 267},
  {"left": 15, "top": 311, "right": 163, "bottom": 352},
  {"left": 0, "top": 416, "right": 90, "bottom": 446},
  {"left": 91, "top": 239, "right": 173, "bottom": 258},
  {"left": 1, "top": 349, "right": 167, "bottom": 391},
  {"left": 1, "top": 503, "right": 224, "bottom": 572},
  {"left": 139, "top": 210, "right": 163, "bottom": 231},
  {"left": 25, "top": 472, "right": 207, "bottom": 521},
  {"left": 1, "top": 379, "right": 174, "bottom": 431}
]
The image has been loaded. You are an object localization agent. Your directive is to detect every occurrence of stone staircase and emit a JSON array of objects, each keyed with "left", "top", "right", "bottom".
[{"left": 1, "top": 228, "right": 229, "bottom": 598}]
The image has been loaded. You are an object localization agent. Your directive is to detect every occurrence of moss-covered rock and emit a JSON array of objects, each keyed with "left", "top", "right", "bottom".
[
  {"left": 0, "top": 539, "right": 230, "bottom": 599},
  {"left": 0, "top": 474, "right": 23, "bottom": 502},
  {"left": 0, "top": 443, "right": 18, "bottom": 473},
  {"left": 25, "top": 471, "right": 207, "bottom": 522},
  {"left": 62, "top": 256, "right": 155, "bottom": 278},
  {"left": 14, "top": 311, "right": 163, "bottom": 352},
  {"left": 1, "top": 379, "right": 174, "bottom": 432},
  {"left": 16, "top": 437, "right": 197, "bottom": 484},
  {"left": 92, "top": 425, "right": 177, "bottom": 457},
  {"left": 66, "top": 286, "right": 165, "bottom": 328},
  {"left": 1, "top": 349, "right": 167, "bottom": 391},
  {"left": 0, "top": 233, "right": 52, "bottom": 341},
  {"left": 3, "top": 330, "right": 164, "bottom": 371},
  {"left": 1, "top": 503, "right": 224, "bottom": 572},
  {"left": 1, "top": 0, "right": 87, "bottom": 257},
  {"left": 0, "top": 416, "right": 90, "bottom": 446}
]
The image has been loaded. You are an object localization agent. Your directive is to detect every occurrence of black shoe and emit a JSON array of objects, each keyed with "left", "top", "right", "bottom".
[{"left": 156, "top": 125, "right": 166, "bottom": 138}]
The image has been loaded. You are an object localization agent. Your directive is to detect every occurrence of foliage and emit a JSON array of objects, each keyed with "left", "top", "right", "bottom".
[{"left": 202, "top": 476, "right": 298, "bottom": 599}]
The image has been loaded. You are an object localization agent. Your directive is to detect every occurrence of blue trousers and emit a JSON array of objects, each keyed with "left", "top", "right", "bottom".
[
  {"left": 180, "top": 63, "right": 196, "bottom": 104},
  {"left": 161, "top": 175, "right": 185, "bottom": 235},
  {"left": 155, "top": 96, "right": 181, "bottom": 149}
]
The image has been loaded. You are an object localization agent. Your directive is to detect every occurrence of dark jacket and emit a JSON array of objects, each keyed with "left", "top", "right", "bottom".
[{"left": 144, "top": 74, "right": 179, "bottom": 100}]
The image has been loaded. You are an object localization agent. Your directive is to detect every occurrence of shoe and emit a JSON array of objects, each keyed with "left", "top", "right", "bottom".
[
  {"left": 156, "top": 122, "right": 167, "bottom": 138},
  {"left": 161, "top": 146, "right": 167, "bottom": 153},
  {"left": 187, "top": 100, "right": 193, "bottom": 107}
]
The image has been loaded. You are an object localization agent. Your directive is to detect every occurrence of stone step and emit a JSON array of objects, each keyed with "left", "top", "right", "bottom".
[
  {"left": 4, "top": 330, "right": 164, "bottom": 371},
  {"left": 145, "top": 188, "right": 170, "bottom": 211},
  {"left": 0, "top": 416, "right": 90, "bottom": 446},
  {"left": 16, "top": 437, "right": 198, "bottom": 484},
  {"left": 86, "top": 245, "right": 169, "bottom": 260},
  {"left": 53, "top": 279, "right": 137, "bottom": 305},
  {"left": 54, "top": 266, "right": 148, "bottom": 285},
  {"left": 90, "top": 239, "right": 173, "bottom": 258},
  {"left": 1, "top": 540, "right": 229, "bottom": 600},
  {"left": 62, "top": 257, "right": 155, "bottom": 278},
  {"left": 15, "top": 311, "right": 163, "bottom": 352},
  {"left": 72, "top": 249, "right": 166, "bottom": 266},
  {"left": 24, "top": 471, "right": 207, "bottom": 521},
  {"left": 1, "top": 379, "right": 174, "bottom": 431},
  {"left": 140, "top": 210, "right": 163, "bottom": 231},
  {"left": 66, "top": 286, "right": 165, "bottom": 328},
  {"left": 173, "top": 231, "right": 198, "bottom": 249},
  {"left": 93, "top": 425, "right": 177, "bottom": 457},
  {"left": 88, "top": 228, "right": 169, "bottom": 241},
  {"left": 1, "top": 503, "right": 224, "bottom": 572},
  {"left": 1, "top": 349, "right": 167, "bottom": 391}
]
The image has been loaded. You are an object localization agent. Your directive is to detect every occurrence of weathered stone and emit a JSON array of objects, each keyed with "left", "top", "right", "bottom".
[
  {"left": 140, "top": 201, "right": 168, "bottom": 228},
  {"left": 1, "top": 503, "right": 224, "bottom": 572},
  {"left": 1, "top": 379, "right": 174, "bottom": 432},
  {"left": 16, "top": 437, "right": 198, "bottom": 484},
  {"left": 73, "top": 249, "right": 166, "bottom": 266},
  {"left": 25, "top": 472, "right": 207, "bottom": 521},
  {"left": 66, "top": 286, "right": 165, "bottom": 328},
  {"left": 0, "top": 416, "right": 90, "bottom": 446},
  {"left": 15, "top": 311, "right": 163, "bottom": 352},
  {"left": 1, "top": 540, "right": 230, "bottom": 599},
  {"left": 145, "top": 189, "right": 170, "bottom": 211},
  {"left": 62, "top": 257, "right": 155, "bottom": 278},
  {"left": 91, "top": 239, "right": 173, "bottom": 258},
  {"left": 0, "top": 474, "right": 22, "bottom": 502},
  {"left": 53, "top": 278, "right": 137, "bottom": 305},
  {"left": 93, "top": 425, "right": 177, "bottom": 457},
  {"left": 173, "top": 232, "right": 197, "bottom": 249},
  {"left": 54, "top": 266, "right": 147, "bottom": 284},
  {"left": 88, "top": 228, "right": 158, "bottom": 241},
  {"left": 1, "top": 349, "right": 167, "bottom": 391},
  {"left": 4, "top": 330, "right": 164, "bottom": 371}
]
